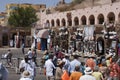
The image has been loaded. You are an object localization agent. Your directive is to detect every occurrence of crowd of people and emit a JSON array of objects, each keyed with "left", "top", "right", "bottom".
[
  {"left": 42, "top": 49, "right": 120, "bottom": 80},
  {"left": 0, "top": 47, "right": 120, "bottom": 80},
  {"left": 1, "top": 48, "right": 37, "bottom": 80},
  {"left": 19, "top": 48, "right": 38, "bottom": 80}
]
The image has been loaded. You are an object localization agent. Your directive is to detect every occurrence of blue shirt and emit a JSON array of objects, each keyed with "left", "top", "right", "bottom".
[{"left": 68, "top": 59, "right": 81, "bottom": 73}]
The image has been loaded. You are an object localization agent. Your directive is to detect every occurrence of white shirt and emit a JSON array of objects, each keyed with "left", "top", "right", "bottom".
[
  {"left": 27, "top": 50, "right": 32, "bottom": 59},
  {"left": 79, "top": 75, "right": 96, "bottom": 80},
  {"left": 62, "top": 58, "right": 70, "bottom": 70},
  {"left": 19, "top": 60, "right": 35, "bottom": 77},
  {"left": 20, "top": 77, "right": 32, "bottom": 80},
  {"left": 44, "top": 59, "right": 56, "bottom": 76}
]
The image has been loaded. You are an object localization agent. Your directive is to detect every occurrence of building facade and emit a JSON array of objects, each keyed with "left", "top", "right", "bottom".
[
  {"left": 0, "top": 12, "right": 7, "bottom": 26},
  {"left": 37, "top": 0, "right": 120, "bottom": 54},
  {"left": 39, "top": 2, "right": 120, "bottom": 27},
  {"left": 6, "top": 3, "right": 46, "bottom": 17},
  {"left": 0, "top": 3, "right": 46, "bottom": 47}
]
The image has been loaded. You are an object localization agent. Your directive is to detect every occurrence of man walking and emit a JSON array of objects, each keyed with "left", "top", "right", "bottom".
[
  {"left": 79, "top": 67, "right": 96, "bottom": 80},
  {"left": 44, "top": 54, "right": 56, "bottom": 80}
]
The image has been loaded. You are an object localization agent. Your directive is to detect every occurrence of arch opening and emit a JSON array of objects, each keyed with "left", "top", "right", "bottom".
[
  {"left": 98, "top": 14, "right": 104, "bottom": 24},
  {"left": 62, "top": 18, "right": 66, "bottom": 26},
  {"left": 81, "top": 16, "right": 86, "bottom": 25},
  {"left": 107, "top": 12, "right": 115, "bottom": 23},
  {"left": 74, "top": 17, "right": 79, "bottom": 26},
  {"left": 56, "top": 19, "right": 60, "bottom": 26},
  {"left": 51, "top": 20, "right": 55, "bottom": 27},
  {"left": 89, "top": 15, "right": 95, "bottom": 25}
]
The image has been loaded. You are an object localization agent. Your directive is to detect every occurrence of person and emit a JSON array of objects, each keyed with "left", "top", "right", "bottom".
[
  {"left": 80, "top": 62, "right": 85, "bottom": 75},
  {"left": 21, "top": 43, "right": 25, "bottom": 54},
  {"left": 20, "top": 71, "right": 32, "bottom": 80},
  {"left": 108, "top": 58, "right": 120, "bottom": 80},
  {"left": 92, "top": 66, "right": 104, "bottom": 80},
  {"left": 85, "top": 56, "right": 96, "bottom": 70},
  {"left": 27, "top": 49, "right": 32, "bottom": 59},
  {"left": 69, "top": 65, "right": 82, "bottom": 80},
  {"left": 41, "top": 50, "right": 49, "bottom": 65},
  {"left": 62, "top": 53, "right": 70, "bottom": 71},
  {"left": 32, "top": 49, "right": 38, "bottom": 66},
  {"left": 19, "top": 55, "right": 36, "bottom": 80},
  {"left": 6, "top": 49, "right": 13, "bottom": 66},
  {"left": 55, "top": 60, "right": 65, "bottom": 80},
  {"left": 0, "top": 63, "right": 9, "bottom": 80},
  {"left": 79, "top": 67, "right": 96, "bottom": 80},
  {"left": 68, "top": 52, "right": 81, "bottom": 74},
  {"left": 44, "top": 54, "right": 56, "bottom": 80},
  {"left": 99, "top": 62, "right": 109, "bottom": 80}
]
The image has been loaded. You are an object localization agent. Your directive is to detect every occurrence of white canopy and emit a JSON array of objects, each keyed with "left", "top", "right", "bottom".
[{"left": 36, "top": 29, "right": 49, "bottom": 38}]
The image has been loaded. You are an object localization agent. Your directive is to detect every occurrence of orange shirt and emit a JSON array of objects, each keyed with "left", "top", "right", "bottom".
[{"left": 69, "top": 71, "right": 82, "bottom": 80}]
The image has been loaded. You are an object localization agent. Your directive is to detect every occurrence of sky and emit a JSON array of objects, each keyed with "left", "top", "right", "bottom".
[{"left": 0, "top": 0, "right": 71, "bottom": 12}]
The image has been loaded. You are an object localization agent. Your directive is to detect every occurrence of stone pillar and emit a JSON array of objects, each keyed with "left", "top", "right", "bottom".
[{"left": 86, "top": 17, "right": 89, "bottom": 25}]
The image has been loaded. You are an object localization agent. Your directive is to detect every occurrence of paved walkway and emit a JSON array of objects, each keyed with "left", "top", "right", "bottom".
[{"left": 0, "top": 48, "right": 47, "bottom": 80}]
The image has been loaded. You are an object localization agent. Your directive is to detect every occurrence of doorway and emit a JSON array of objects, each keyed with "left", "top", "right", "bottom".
[{"left": 2, "top": 33, "right": 8, "bottom": 46}]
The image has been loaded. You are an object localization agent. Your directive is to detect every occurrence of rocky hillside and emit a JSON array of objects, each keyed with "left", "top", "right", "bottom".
[{"left": 51, "top": 0, "right": 119, "bottom": 12}]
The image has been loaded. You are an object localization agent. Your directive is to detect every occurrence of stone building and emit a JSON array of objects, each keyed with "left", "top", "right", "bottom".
[
  {"left": 36, "top": 0, "right": 120, "bottom": 54},
  {"left": 0, "top": 3, "right": 46, "bottom": 47}
]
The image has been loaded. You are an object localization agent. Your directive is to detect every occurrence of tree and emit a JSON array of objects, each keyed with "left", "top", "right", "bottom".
[{"left": 8, "top": 6, "right": 38, "bottom": 28}]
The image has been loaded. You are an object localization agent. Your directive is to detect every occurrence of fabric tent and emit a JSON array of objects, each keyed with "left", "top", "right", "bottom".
[
  {"left": 36, "top": 29, "right": 49, "bottom": 38},
  {"left": 36, "top": 29, "right": 49, "bottom": 50}
]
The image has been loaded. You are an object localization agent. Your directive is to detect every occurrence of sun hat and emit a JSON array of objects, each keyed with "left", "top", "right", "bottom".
[
  {"left": 64, "top": 53, "right": 69, "bottom": 57},
  {"left": 84, "top": 67, "right": 93, "bottom": 75},
  {"left": 22, "top": 71, "right": 31, "bottom": 78},
  {"left": 72, "top": 52, "right": 79, "bottom": 56},
  {"left": 105, "top": 54, "right": 112, "bottom": 59}
]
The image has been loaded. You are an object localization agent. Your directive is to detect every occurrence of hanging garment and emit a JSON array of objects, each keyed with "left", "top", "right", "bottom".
[{"left": 98, "top": 42, "right": 103, "bottom": 53}]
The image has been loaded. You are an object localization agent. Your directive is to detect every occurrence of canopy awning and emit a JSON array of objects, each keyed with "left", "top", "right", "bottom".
[{"left": 36, "top": 29, "right": 49, "bottom": 38}]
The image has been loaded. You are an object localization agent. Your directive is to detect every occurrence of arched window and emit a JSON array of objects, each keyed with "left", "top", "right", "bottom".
[
  {"left": 118, "top": 13, "right": 120, "bottom": 23},
  {"left": 107, "top": 12, "right": 115, "bottom": 23},
  {"left": 74, "top": 17, "right": 79, "bottom": 26},
  {"left": 46, "top": 20, "right": 50, "bottom": 27},
  {"left": 81, "top": 15, "right": 86, "bottom": 25},
  {"left": 61, "top": 18, "right": 66, "bottom": 26},
  {"left": 98, "top": 14, "right": 104, "bottom": 24},
  {"left": 56, "top": 19, "right": 60, "bottom": 26},
  {"left": 89, "top": 15, "right": 95, "bottom": 25},
  {"left": 51, "top": 19, "right": 54, "bottom": 27},
  {"left": 68, "top": 19, "right": 72, "bottom": 26}
]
